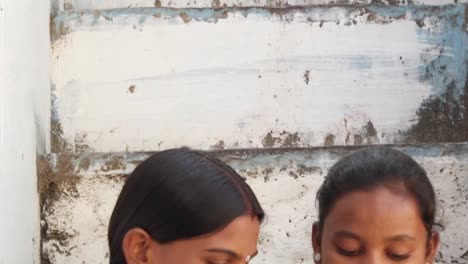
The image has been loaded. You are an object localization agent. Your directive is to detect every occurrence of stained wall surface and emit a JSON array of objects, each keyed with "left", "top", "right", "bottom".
[{"left": 43, "top": 1, "right": 468, "bottom": 263}]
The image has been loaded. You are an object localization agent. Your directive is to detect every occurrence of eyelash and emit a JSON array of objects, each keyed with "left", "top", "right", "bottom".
[
  {"left": 337, "top": 247, "right": 362, "bottom": 257},
  {"left": 387, "top": 252, "right": 410, "bottom": 261},
  {"left": 337, "top": 247, "right": 410, "bottom": 261},
  {"left": 207, "top": 261, "right": 228, "bottom": 264}
]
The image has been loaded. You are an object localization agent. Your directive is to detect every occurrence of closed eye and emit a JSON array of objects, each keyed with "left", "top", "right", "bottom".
[
  {"left": 387, "top": 252, "right": 410, "bottom": 261},
  {"left": 336, "top": 246, "right": 362, "bottom": 257},
  {"left": 333, "top": 230, "right": 363, "bottom": 257}
]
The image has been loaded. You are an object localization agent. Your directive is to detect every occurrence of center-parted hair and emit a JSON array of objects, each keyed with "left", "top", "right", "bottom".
[
  {"left": 316, "top": 146, "right": 441, "bottom": 237},
  {"left": 108, "top": 147, "right": 264, "bottom": 264}
]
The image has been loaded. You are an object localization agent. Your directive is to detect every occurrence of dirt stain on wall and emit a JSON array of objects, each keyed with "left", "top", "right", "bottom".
[
  {"left": 101, "top": 156, "right": 127, "bottom": 172},
  {"left": 211, "top": 140, "right": 225, "bottom": 150},
  {"left": 128, "top": 85, "right": 136, "bottom": 94},
  {"left": 324, "top": 134, "right": 336, "bottom": 146},
  {"left": 405, "top": 71, "right": 468, "bottom": 143},
  {"left": 37, "top": 155, "right": 81, "bottom": 263},
  {"left": 179, "top": 12, "right": 192, "bottom": 23},
  {"left": 262, "top": 130, "right": 303, "bottom": 148}
]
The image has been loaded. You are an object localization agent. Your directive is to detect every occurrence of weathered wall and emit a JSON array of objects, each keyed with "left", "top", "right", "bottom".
[
  {"left": 43, "top": 0, "right": 468, "bottom": 263},
  {"left": 41, "top": 145, "right": 468, "bottom": 263},
  {"left": 52, "top": 0, "right": 468, "bottom": 11},
  {"left": 50, "top": 3, "right": 468, "bottom": 153},
  {"left": 0, "top": 0, "right": 50, "bottom": 263}
]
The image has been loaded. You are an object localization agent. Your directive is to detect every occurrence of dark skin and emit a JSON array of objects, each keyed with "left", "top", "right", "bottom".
[
  {"left": 312, "top": 186, "right": 439, "bottom": 264},
  {"left": 123, "top": 215, "right": 260, "bottom": 264}
]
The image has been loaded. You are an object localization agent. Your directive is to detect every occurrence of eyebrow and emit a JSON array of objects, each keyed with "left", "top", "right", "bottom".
[
  {"left": 206, "top": 248, "right": 258, "bottom": 259},
  {"left": 333, "top": 231, "right": 416, "bottom": 243},
  {"left": 385, "top": 235, "right": 416, "bottom": 242},
  {"left": 333, "top": 230, "right": 362, "bottom": 240}
]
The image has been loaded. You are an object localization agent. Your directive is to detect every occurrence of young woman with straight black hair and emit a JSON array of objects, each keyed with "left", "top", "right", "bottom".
[{"left": 108, "top": 147, "right": 264, "bottom": 264}]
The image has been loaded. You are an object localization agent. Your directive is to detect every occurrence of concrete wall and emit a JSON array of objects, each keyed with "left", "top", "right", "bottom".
[
  {"left": 51, "top": 0, "right": 468, "bottom": 10},
  {"left": 41, "top": 145, "right": 468, "bottom": 263},
  {"left": 43, "top": 0, "right": 468, "bottom": 263},
  {"left": 50, "top": 3, "right": 468, "bottom": 153},
  {"left": 0, "top": 0, "right": 50, "bottom": 263}
]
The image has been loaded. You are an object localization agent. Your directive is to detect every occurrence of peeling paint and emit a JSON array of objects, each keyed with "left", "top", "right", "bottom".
[
  {"left": 37, "top": 155, "right": 81, "bottom": 262},
  {"left": 49, "top": 4, "right": 468, "bottom": 152},
  {"left": 49, "top": 5, "right": 467, "bottom": 39},
  {"left": 262, "top": 131, "right": 303, "bottom": 148},
  {"left": 262, "top": 131, "right": 281, "bottom": 148},
  {"left": 210, "top": 140, "right": 226, "bottom": 150},
  {"left": 53, "top": 0, "right": 468, "bottom": 11},
  {"left": 354, "top": 134, "right": 363, "bottom": 145},
  {"left": 63, "top": 2, "right": 73, "bottom": 11},
  {"left": 44, "top": 4, "right": 468, "bottom": 262},
  {"left": 212, "top": 0, "right": 222, "bottom": 8},
  {"left": 40, "top": 144, "right": 468, "bottom": 263},
  {"left": 405, "top": 71, "right": 468, "bottom": 143},
  {"left": 77, "top": 157, "right": 90, "bottom": 172},
  {"left": 56, "top": 0, "right": 370, "bottom": 11},
  {"left": 100, "top": 156, "right": 127, "bottom": 172},
  {"left": 74, "top": 132, "right": 92, "bottom": 153},
  {"left": 50, "top": 119, "right": 70, "bottom": 153},
  {"left": 49, "top": 13, "right": 70, "bottom": 46},
  {"left": 179, "top": 12, "right": 192, "bottom": 23},
  {"left": 324, "top": 134, "right": 336, "bottom": 146},
  {"left": 363, "top": 121, "right": 378, "bottom": 144}
]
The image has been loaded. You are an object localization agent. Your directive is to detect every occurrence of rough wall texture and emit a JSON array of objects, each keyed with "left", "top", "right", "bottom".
[
  {"left": 40, "top": 145, "right": 468, "bottom": 263},
  {"left": 51, "top": 0, "right": 468, "bottom": 11},
  {"left": 43, "top": 0, "right": 468, "bottom": 263},
  {"left": 50, "top": 4, "right": 468, "bottom": 152}
]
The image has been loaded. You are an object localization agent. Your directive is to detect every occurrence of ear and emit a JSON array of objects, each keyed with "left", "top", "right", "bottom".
[
  {"left": 426, "top": 232, "right": 440, "bottom": 264},
  {"left": 122, "top": 228, "right": 155, "bottom": 264},
  {"left": 312, "top": 222, "right": 321, "bottom": 259}
]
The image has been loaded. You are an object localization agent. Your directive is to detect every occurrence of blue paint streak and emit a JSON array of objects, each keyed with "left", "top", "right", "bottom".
[
  {"left": 52, "top": 5, "right": 467, "bottom": 100},
  {"left": 414, "top": 5, "right": 467, "bottom": 96},
  {"left": 351, "top": 55, "right": 374, "bottom": 70}
]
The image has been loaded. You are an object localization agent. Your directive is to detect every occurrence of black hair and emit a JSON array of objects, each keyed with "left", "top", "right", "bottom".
[
  {"left": 108, "top": 147, "right": 264, "bottom": 264},
  {"left": 316, "top": 146, "right": 441, "bottom": 237}
]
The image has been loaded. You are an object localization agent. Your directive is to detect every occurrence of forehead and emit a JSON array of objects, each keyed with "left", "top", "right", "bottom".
[
  {"left": 167, "top": 215, "right": 260, "bottom": 253},
  {"left": 322, "top": 186, "right": 427, "bottom": 239},
  {"left": 206, "top": 215, "right": 260, "bottom": 245}
]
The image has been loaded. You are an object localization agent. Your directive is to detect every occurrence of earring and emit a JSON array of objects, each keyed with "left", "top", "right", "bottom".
[{"left": 314, "top": 253, "right": 321, "bottom": 262}]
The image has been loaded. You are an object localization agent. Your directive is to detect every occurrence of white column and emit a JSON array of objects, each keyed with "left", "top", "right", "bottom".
[{"left": 0, "top": 0, "right": 49, "bottom": 262}]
